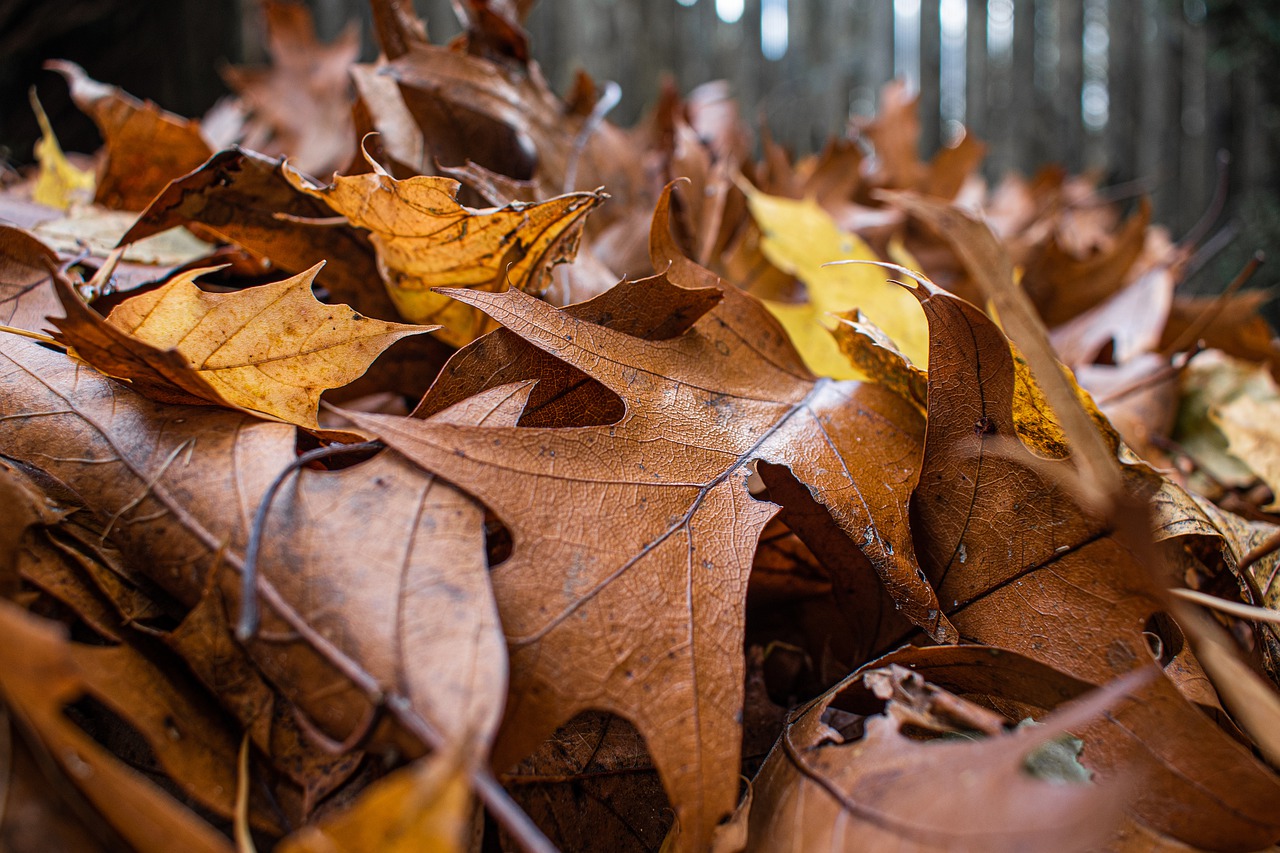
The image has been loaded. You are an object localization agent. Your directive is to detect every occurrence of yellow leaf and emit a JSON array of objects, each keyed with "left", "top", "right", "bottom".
[
  {"left": 51, "top": 263, "right": 436, "bottom": 428},
  {"left": 284, "top": 150, "right": 603, "bottom": 346},
  {"left": 277, "top": 753, "right": 471, "bottom": 853},
  {"left": 29, "top": 89, "right": 94, "bottom": 210},
  {"left": 742, "top": 185, "right": 929, "bottom": 377}
]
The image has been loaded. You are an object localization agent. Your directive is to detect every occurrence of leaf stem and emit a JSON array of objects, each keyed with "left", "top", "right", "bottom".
[
  {"left": 236, "top": 440, "right": 383, "bottom": 641},
  {"left": 0, "top": 325, "right": 59, "bottom": 346}
]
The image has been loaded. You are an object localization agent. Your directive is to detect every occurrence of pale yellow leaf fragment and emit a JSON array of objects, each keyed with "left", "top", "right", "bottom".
[
  {"left": 742, "top": 185, "right": 929, "bottom": 377},
  {"left": 29, "top": 89, "right": 94, "bottom": 210},
  {"left": 284, "top": 151, "right": 602, "bottom": 345},
  {"left": 1215, "top": 388, "right": 1280, "bottom": 511}
]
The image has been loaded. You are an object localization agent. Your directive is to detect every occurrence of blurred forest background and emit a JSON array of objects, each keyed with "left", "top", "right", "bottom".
[{"left": 2, "top": 0, "right": 1278, "bottom": 302}]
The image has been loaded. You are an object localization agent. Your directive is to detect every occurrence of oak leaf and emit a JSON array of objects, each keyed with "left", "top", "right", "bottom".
[
  {"left": 284, "top": 153, "right": 603, "bottom": 345},
  {"left": 121, "top": 148, "right": 452, "bottom": 402},
  {"left": 49, "top": 263, "right": 436, "bottom": 428},
  {"left": 340, "top": 184, "right": 953, "bottom": 851}
]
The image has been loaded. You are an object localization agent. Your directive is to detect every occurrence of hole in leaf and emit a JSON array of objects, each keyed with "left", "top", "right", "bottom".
[
  {"left": 502, "top": 710, "right": 673, "bottom": 851},
  {"left": 292, "top": 431, "right": 385, "bottom": 470},
  {"left": 484, "top": 508, "right": 513, "bottom": 568},
  {"left": 1143, "top": 611, "right": 1184, "bottom": 667}
]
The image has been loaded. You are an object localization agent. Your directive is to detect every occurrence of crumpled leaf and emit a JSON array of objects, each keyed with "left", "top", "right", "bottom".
[
  {"left": 378, "top": 13, "right": 647, "bottom": 221},
  {"left": 1174, "top": 350, "right": 1277, "bottom": 491},
  {"left": 220, "top": 1, "right": 359, "bottom": 177},
  {"left": 831, "top": 308, "right": 927, "bottom": 413},
  {"left": 503, "top": 712, "right": 672, "bottom": 853},
  {"left": 49, "top": 263, "right": 436, "bottom": 428},
  {"left": 742, "top": 182, "right": 928, "bottom": 377},
  {"left": 340, "top": 183, "right": 952, "bottom": 851},
  {"left": 47, "top": 60, "right": 213, "bottom": 211},
  {"left": 743, "top": 648, "right": 1143, "bottom": 853},
  {"left": 0, "top": 601, "right": 234, "bottom": 853},
  {"left": 284, "top": 151, "right": 603, "bottom": 345},
  {"left": 1021, "top": 198, "right": 1152, "bottom": 328},
  {"left": 163, "top": 573, "right": 365, "bottom": 817}
]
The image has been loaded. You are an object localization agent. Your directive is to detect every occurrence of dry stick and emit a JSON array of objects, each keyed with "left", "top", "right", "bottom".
[
  {"left": 236, "top": 441, "right": 558, "bottom": 853},
  {"left": 1161, "top": 251, "right": 1265, "bottom": 357},
  {"left": 1093, "top": 345, "right": 1201, "bottom": 408},
  {"left": 562, "top": 80, "right": 621, "bottom": 195},
  {"left": 1178, "top": 150, "right": 1232, "bottom": 253},
  {"left": 1170, "top": 588, "right": 1280, "bottom": 626},
  {"left": 1243, "top": 528, "right": 1280, "bottom": 574},
  {"left": 0, "top": 325, "right": 59, "bottom": 346},
  {"left": 234, "top": 735, "right": 257, "bottom": 853},
  {"left": 236, "top": 440, "right": 383, "bottom": 642}
]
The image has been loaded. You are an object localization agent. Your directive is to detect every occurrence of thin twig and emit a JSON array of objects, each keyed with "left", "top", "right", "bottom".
[
  {"left": 236, "top": 440, "right": 383, "bottom": 641},
  {"left": 1179, "top": 221, "right": 1240, "bottom": 283},
  {"left": 1179, "top": 150, "right": 1232, "bottom": 252},
  {"left": 0, "top": 325, "right": 59, "bottom": 346},
  {"left": 1162, "top": 251, "right": 1264, "bottom": 356},
  {"left": 1241, "top": 528, "right": 1280, "bottom": 577},
  {"left": 1170, "top": 587, "right": 1280, "bottom": 625},
  {"left": 234, "top": 734, "right": 257, "bottom": 853}
]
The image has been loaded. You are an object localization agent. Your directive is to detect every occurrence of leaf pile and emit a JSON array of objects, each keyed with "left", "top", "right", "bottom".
[{"left": 2, "top": 2, "right": 1280, "bottom": 851}]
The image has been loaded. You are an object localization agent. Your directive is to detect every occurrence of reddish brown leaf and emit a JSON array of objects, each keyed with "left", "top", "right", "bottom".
[{"left": 339, "top": 184, "right": 950, "bottom": 850}]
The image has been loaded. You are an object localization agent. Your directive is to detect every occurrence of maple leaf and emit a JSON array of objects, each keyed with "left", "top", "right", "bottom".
[
  {"left": 47, "top": 60, "right": 213, "bottom": 211},
  {"left": 284, "top": 151, "right": 604, "bottom": 346},
  {"left": 339, "top": 184, "right": 953, "bottom": 850},
  {"left": 48, "top": 263, "right": 436, "bottom": 428}
]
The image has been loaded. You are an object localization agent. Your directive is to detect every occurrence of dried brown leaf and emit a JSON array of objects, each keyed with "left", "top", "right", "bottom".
[
  {"left": 340, "top": 184, "right": 950, "bottom": 850},
  {"left": 47, "top": 61, "right": 212, "bottom": 211}
]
